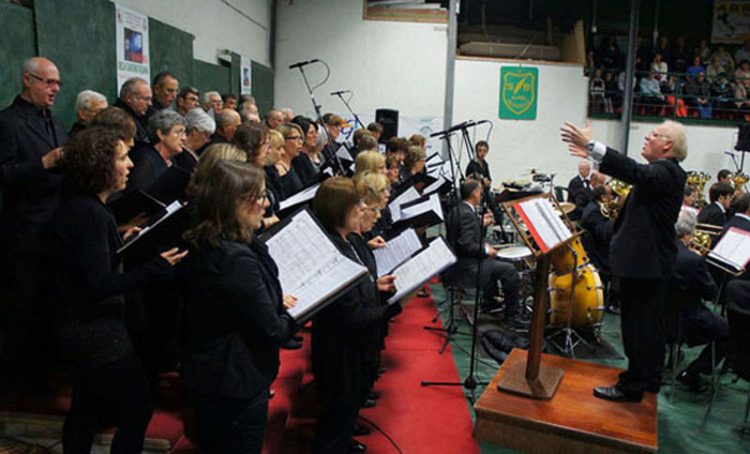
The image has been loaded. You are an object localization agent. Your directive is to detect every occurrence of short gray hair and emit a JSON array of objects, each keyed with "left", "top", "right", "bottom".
[
  {"left": 203, "top": 91, "right": 221, "bottom": 105},
  {"left": 120, "top": 77, "right": 148, "bottom": 99},
  {"left": 184, "top": 108, "right": 216, "bottom": 134},
  {"left": 75, "top": 90, "right": 107, "bottom": 111},
  {"left": 215, "top": 109, "right": 240, "bottom": 129},
  {"left": 148, "top": 109, "right": 185, "bottom": 143},
  {"left": 675, "top": 208, "right": 697, "bottom": 238}
]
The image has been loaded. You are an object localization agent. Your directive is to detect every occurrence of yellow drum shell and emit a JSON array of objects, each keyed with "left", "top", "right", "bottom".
[
  {"left": 548, "top": 264, "right": 604, "bottom": 328},
  {"left": 549, "top": 236, "right": 589, "bottom": 274}
]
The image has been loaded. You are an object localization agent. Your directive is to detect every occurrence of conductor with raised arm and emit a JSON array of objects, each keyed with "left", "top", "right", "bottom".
[{"left": 561, "top": 120, "right": 687, "bottom": 402}]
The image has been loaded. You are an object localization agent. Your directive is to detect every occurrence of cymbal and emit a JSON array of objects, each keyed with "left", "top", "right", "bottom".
[{"left": 559, "top": 202, "right": 576, "bottom": 214}]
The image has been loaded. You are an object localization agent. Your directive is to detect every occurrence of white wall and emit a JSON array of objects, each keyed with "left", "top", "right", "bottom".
[
  {"left": 114, "top": 0, "right": 271, "bottom": 65},
  {"left": 274, "top": 0, "right": 741, "bottom": 188}
]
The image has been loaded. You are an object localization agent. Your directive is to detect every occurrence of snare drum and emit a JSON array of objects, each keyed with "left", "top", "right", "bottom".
[{"left": 495, "top": 245, "right": 533, "bottom": 270}]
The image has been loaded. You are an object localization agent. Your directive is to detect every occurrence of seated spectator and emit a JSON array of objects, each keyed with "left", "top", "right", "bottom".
[
  {"left": 695, "top": 38, "right": 712, "bottom": 65},
  {"left": 604, "top": 71, "right": 620, "bottom": 110},
  {"left": 589, "top": 69, "right": 607, "bottom": 113},
  {"left": 711, "top": 73, "right": 736, "bottom": 118},
  {"left": 735, "top": 78, "right": 750, "bottom": 117},
  {"left": 639, "top": 71, "right": 666, "bottom": 111},
  {"left": 601, "top": 36, "right": 624, "bottom": 71},
  {"left": 712, "top": 45, "right": 735, "bottom": 73},
  {"left": 650, "top": 53, "right": 669, "bottom": 83},
  {"left": 664, "top": 75, "right": 688, "bottom": 117},
  {"left": 654, "top": 35, "right": 671, "bottom": 67},
  {"left": 706, "top": 55, "right": 726, "bottom": 83},
  {"left": 735, "top": 40, "right": 750, "bottom": 67},
  {"left": 736, "top": 60, "right": 750, "bottom": 85},
  {"left": 684, "top": 72, "right": 713, "bottom": 119},
  {"left": 686, "top": 56, "right": 705, "bottom": 79},
  {"left": 671, "top": 35, "right": 691, "bottom": 73}
]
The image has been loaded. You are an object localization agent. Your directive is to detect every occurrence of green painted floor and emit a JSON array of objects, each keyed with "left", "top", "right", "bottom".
[{"left": 428, "top": 285, "right": 750, "bottom": 454}]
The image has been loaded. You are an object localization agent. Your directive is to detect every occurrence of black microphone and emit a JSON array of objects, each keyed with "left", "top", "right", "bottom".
[
  {"left": 330, "top": 90, "right": 351, "bottom": 96},
  {"left": 725, "top": 151, "right": 737, "bottom": 156},
  {"left": 289, "top": 59, "right": 320, "bottom": 69},
  {"left": 430, "top": 120, "right": 477, "bottom": 137}
]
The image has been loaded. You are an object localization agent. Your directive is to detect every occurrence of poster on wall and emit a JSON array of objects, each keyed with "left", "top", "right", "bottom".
[
  {"left": 240, "top": 56, "right": 253, "bottom": 95},
  {"left": 499, "top": 67, "right": 538, "bottom": 121},
  {"left": 115, "top": 4, "right": 150, "bottom": 92},
  {"left": 712, "top": 0, "right": 750, "bottom": 44}
]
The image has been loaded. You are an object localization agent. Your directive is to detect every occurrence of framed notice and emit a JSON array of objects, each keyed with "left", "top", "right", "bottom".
[
  {"left": 712, "top": 1, "right": 750, "bottom": 44},
  {"left": 499, "top": 67, "right": 538, "bottom": 120},
  {"left": 115, "top": 4, "right": 150, "bottom": 92},
  {"left": 240, "top": 56, "right": 252, "bottom": 95}
]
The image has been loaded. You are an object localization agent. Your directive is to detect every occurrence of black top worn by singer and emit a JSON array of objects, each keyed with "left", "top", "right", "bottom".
[
  {"left": 466, "top": 159, "right": 491, "bottom": 182},
  {"left": 0, "top": 96, "right": 67, "bottom": 252},
  {"left": 179, "top": 238, "right": 297, "bottom": 399},
  {"left": 54, "top": 193, "right": 172, "bottom": 367}
]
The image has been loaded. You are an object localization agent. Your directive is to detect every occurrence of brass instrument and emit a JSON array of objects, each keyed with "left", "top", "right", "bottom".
[
  {"left": 686, "top": 171, "right": 711, "bottom": 208},
  {"left": 600, "top": 179, "right": 632, "bottom": 220},
  {"left": 690, "top": 223, "right": 723, "bottom": 256},
  {"left": 733, "top": 172, "right": 749, "bottom": 192}
]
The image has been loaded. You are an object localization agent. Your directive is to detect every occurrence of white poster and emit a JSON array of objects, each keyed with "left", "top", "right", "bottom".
[
  {"left": 712, "top": 0, "right": 750, "bottom": 44},
  {"left": 240, "top": 56, "right": 253, "bottom": 95},
  {"left": 115, "top": 4, "right": 150, "bottom": 91}
]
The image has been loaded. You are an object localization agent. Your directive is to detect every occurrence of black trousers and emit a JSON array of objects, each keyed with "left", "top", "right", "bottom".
[
  {"left": 63, "top": 354, "right": 153, "bottom": 454},
  {"left": 683, "top": 308, "right": 730, "bottom": 376},
  {"left": 480, "top": 258, "right": 521, "bottom": 315},
  {"left": 617, "top": 277, "right": 666, "bottom": 395},
  {"left": 191, "top": 389, "right": 269, "bottom": 454},
  {"left": 0, "top": 250, "right": 56, "bottom": 387}
]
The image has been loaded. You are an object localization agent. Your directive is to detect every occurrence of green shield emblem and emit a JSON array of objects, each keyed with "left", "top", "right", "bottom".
[{"left": 499, "top": 67, "right": 538, "bottom": 120}]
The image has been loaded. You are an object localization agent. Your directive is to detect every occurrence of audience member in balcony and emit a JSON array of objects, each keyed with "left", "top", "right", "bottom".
[
  {"left": 735, "top": 77, "right": 750, "bottom": 117},
  {"left": 604, "top": 71, "right": 620, "bottom": 111},
  {"left": 686, "top": 56, "right": 705, "bottom": 79},
  {"left": 617, "top": 71, "right": 636, "bottom": 94},
  {"left": 711, "top": 73, "right": 735, "bottom": 117},
  {"left": 639, "top": 71, "right": 666, "bottom": 110},
  {"left": 735, "top": 60, "right": 750, "bottom": 84},
  {"left": 601, "top": 36, "right": 623, "bottom": 71},
  {"left": 735, "top": 40, "right": 750, "bottom": 67},
  {"left": 685, "top": 72, "right": 713, "bottom": 119},
  {"left": 664, "top": 75, "right": 688, "bottom": 117},
  {"left": 589, "top": 69, "right": 607, "bottom": 114},
  {"left": 650, "top": 53, "right": 669, "bottom": 82},
  {"left": 706, "top": 55, "right": 727, "bottom": 83},
  {"left": 695, "top": 38, "right": 712, "bottom": 65},
  {"left": 654, "top": 35, "right": 671, "bottom": 67},
  {"left": 671, "top": 35, "right": 691, "bottom": 74},
  {"left": 711, "top": 45, "right": 735, "bottom": 72}
]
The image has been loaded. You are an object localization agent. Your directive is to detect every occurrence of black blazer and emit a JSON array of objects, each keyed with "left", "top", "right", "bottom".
[
  {"left": 580, "top": 200, "right": 613, "bottom": 273},
  {"left": 599, "top": 149, "right": 686, "bottom": 279},
  {"left": 668, "top": 240, "right": 717, "bottom": 302},
  {"left": 292, "top": 153, "right": 318, "bottom": 186},
  {"left": 0, "top": 96, "right": 67, "bottom": 252},
  {"left": 126, "top": 142, "right": 169, "bottom": 194},
  {"left": 723, "top": 214, "right": 750, "bottom": 234},
  {"left": 446, "top": 201, "right": 487, "bottom": 276},
  {"left": 698, "top": 202, "right": 727, "bottom": 228},
  {"left": 180, "top": 238, "right": 296, "bottom": 399},
  {"left": 53, "top": 192, "right": 171, "bottom": 367},
  {"left": 114, "top": 98, "right": 149, "bottom": 144},
  {"left": 567, "top": 175, "right": 588, "bottom": 203},
  {"left": 173, "top": 148, "right": 199, "bottom": 172}
]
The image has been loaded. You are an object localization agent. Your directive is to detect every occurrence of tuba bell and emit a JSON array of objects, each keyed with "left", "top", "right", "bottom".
[{"left": 600, "top": 179, "right": 632, "bottom": 220}]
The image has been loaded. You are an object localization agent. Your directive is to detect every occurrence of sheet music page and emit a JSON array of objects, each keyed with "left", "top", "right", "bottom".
[
  {"left": 387, "top": 237, "right": 457, "bottom": 304},
  {"left": 709, "top": 227, "right": 750, "bottom": 270},
  {"left": 372, "top": 228, "right": 422, "bottom": 277},
  {"left": 279, "top": 183, "right": 320, "bottom": 211},
  {"left": 400, "top": 193, "right": 444, "bottom": 222},
  {"left": 389, "top": 186, "right": 421, "bottom": 222},
  {"left": 336, "top": 145, "right": 353, "bottom": 162},
  {"left": 539, "top": 198, "right": 572, "bottom": 243},
  {"left": 265, "top": 210, "right": 368, "bottom": 320},
  {"left": 422, "top": 176, "right": 446, "bottom": 195},
  {"left": 517, "top": 198, "right": 571, "bottom": 251}
]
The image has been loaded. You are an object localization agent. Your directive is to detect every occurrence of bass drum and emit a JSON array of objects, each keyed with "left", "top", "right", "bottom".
[{"left": 548, "top": 264, "right": 604, "bottom": 329}]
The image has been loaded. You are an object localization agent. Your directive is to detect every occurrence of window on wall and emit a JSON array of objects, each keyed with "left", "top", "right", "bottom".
[{"left": 364, "top": 0, "right": 448, "bottom": 24}]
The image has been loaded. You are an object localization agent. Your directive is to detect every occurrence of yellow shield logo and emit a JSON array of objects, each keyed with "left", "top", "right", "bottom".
[{"left": 501, "top": 70, "right": 537, "bottom": 116}]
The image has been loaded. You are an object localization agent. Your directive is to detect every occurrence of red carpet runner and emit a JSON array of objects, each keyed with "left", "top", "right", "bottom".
[{"left": 278, "top": 290, "right": 481, "bottom": 453}]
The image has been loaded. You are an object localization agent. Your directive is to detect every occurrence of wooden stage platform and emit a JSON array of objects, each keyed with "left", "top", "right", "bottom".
[{"left": 474, "top": 349, "right": 657, "bottom": 453}]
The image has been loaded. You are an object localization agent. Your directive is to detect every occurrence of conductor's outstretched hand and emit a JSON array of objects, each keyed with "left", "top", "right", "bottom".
[{"left": 560, "top": 121, "right": 593, "bottom": 159}]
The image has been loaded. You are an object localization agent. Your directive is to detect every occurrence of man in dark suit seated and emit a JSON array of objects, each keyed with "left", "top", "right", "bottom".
[
  {"left": 0, "top": 57, "right": 67, "bottom": 394},
  {"left": 446, "top": 179, "right": 522, "bottom": 323},
  {"left": 567, "top": 160, "right": 592, "bottom": 220},
  {"left": 698, "top": 182, "right": 733, "bottom": 228},
  {"left": 669, "top": 210, "right": 729, "bottom": 392},
  {"left": 562, "top": 119, "right": 687, "bottom": 403},
  {"left": 723, "top": 193, "right": 750, "bottom": 234},
  {"left": 580, "top": 184, "right": 614, "bottom": 286}
]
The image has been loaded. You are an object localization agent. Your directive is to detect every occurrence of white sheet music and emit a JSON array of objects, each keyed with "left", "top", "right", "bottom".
[
  {"left": 708, "top": 227, "right": 750, "bottom": 271},
  {"left": 389, "top": 186, "right": 421, "bottom": 222},
  {"left": 372, "top": 228, "right": 422, "bottom": 277},
  {"left": 400, "top": 193, "right": 444, "bottom": 222},
  {"left": 265, "top": 210, "right": 368, "bottom": 320},
  {"left": 425, "top": 153, "right": 443, "bottom": 168},
  {"left": 422, "top": 175, "right": 446, "bottom": 195},
  {"left": 335, "top": 145, "right": 353, "bottom": 162},
  {"left": 518, "top": 198, "right": 571, "bottom": 251},
  {"left": 279, "top": 183, "right": 320, "bottom": 212},
  {"left": 387, "top": 237, "right": 457, "bottom": 304}
]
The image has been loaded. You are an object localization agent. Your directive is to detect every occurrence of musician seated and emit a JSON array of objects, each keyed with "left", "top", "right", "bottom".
[
  {"left": 681, "top": 185, "right": 699, "bottom": 215},
  {"left": 723, "top": 192, "right": 750, "bottom": 234},
  {"left": 580, "top": 185, "right": 614, "bottom": 281},
  {"left": 668, "top": 211, "right": 729, "bottom": 392},
  {"left": 567, "top": 160, "right": 592, "bottom": 220},
  {"left": 447, "top": 179, "right": 522, "bottom": 321},
  {"left": 698, "top": 182, "right": 733, "bottom": 228}
]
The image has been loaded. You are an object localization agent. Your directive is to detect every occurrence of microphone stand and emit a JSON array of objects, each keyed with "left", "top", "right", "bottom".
[
  {"left": 291, "top": 62, "right": 345, "bottom": 176},
  {"left": 331, "top": 91, "right": 365, "bottom": 130}
]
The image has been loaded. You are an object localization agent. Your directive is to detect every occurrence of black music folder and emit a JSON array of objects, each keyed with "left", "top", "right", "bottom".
[
  {"left": 263, "top": 208, "right": 369, "bottom": 323},
  {"left": 390, "top": 192, "right": 444, "bottom": 231},
  {"left": 108, "top": 190, "right": 166, "bottom": 225},
  {"left": 117, "top": 201, "right": 190, "bottom": 262},
  {"left": 147, "top": 165, "right": 192, "bottom": 205}
]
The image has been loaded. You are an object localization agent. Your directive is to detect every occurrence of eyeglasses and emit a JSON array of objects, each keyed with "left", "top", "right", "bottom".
[
  {"left": 27, "top": 72, "right": 63, "bottom": 87},
  {"left": 242, "top": 191, "right": 268, "bottom": 204},
  {"left": 165, "top": 88, "right": 179, "bottom": 94},
  {"left": 286, "top": 135, "right": 303, "bottom": 141}
]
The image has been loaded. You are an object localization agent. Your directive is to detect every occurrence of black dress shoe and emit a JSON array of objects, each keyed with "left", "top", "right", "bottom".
[
  {"left": 293, "top": 334, "right": 303, "bottom": 342},
  {"left": 593, "top": 386, "right": 642, "bottom": 402},
  {"left": 281, "top": 338, "right": 302, "bottom": 350},
  {"left": 363, "top": 398, "right": 376, "bottom": 408},
  {"left": 350, "top": 439, "right": 367, "bottom": 452},
  {"left": 353, "top": 423, "right": 371, "bottom": 436},
  {"left": 676, "top": 370, "right": 707, "bottom": 393}
]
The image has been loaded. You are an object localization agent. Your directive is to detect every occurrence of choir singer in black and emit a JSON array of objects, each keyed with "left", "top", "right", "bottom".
[
  {"left": 561, "top": 119, "right": 687, "bottom": 403},
  {"left": 53, "top": 127, "right": 186, "bottom": 453},
  {"left": 179, "top": 161, "right": 298, "bottom": 453}
]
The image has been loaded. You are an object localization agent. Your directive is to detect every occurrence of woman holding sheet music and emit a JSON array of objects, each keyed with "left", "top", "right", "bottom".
[
  {"left": 53, "top": 128, "right": 187, "bottom": 453},
  {"left": 179, "top": 161, "right": 298, "bottom": 453},
  {"left": 312, "top": 177, "right": 410, "bottom": 453}
]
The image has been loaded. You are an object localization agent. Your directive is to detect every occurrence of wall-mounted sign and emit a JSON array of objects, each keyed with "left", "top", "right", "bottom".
[{"left": 499, "top": 67, "right": 538, "bottom": 120}]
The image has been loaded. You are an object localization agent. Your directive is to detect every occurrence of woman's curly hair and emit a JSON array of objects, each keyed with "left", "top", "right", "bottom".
[{"left": 60, "top": 127, "right": 121, "bottom": 194}]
